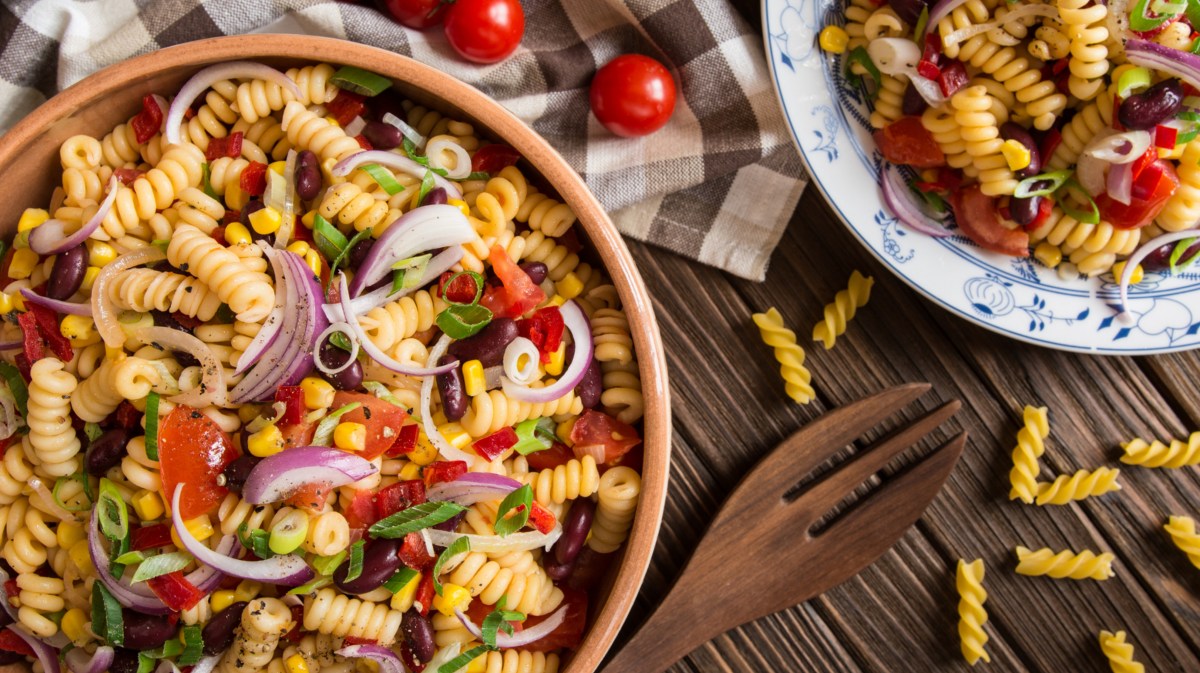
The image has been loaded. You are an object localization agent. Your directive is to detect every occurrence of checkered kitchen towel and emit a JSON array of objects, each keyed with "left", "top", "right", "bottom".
[{"left": 0, "top": 0, "right": 807, "bottom": 280}]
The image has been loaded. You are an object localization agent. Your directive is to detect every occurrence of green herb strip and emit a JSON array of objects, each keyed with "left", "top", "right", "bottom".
[
  {"left": 481, "top": 604, "right": 526, "bottom": 648},
  {"left": 313, "top": 214, "right": 350, "bottom": 263},
  {"left": 330, "top": 226, "right": 374, "bottom": 277},
  {"left": 436, "top": 304, "right": 494, "bottom": 340},
  {"left": 438, "top": 645, "right": 489, "bottom": 673},
  {"left": 92, "top": 582, "right": 124, "bottom": 646},
  {"left": 344, "top": 540, "right": 366, "bottom": 582},
  {"left": 418, "top": 169, "right": 436, "bottom": 205},
  {"left": 369, "top": 501, "right": 467, "bottom": 539},
  {"left": 144, "top": 392, "right": 160, "bottom": 461},
  {"left": 237, "top": 524, "right": 275, "bottom": 560},
  {"left": 311, "top": 550, "right": 347, "bottom": 577},
  {"left": 433, "top": 536, "right": 470, "bottom": 596},
  {"left": 97, "top": 478, "right": 129, "bottom": 543},
  {"left": 493, "top": 485, "right": 533, "bottom": 538},
  {"left": 0, "top": 362, "right": 28, "bottom": 418},
  {"left": 178, "top": 624, "right": 204, "bottom": 665},
  {"left": 312, "top": 402, "right": 362, "bottom": 447},
  {"left": 131, "top": 551, "right": 192, "bottom": 583},
  {"left": 383, "top": 567, "right": 420, "bottom": 594}
]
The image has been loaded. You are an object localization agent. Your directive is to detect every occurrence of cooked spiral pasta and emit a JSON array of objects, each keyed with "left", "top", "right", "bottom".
[
  {"left": 176, "top": 89, "right": 240, "bottom": 152},
  {"left": 1035, "top": 467, "right": 1121, "bottom": 505},
  {"left": 1156, "top": 140, "right": 1200, "bottom": 232},
  {"left": 282, "top": 101, "right": 361, "bottom": 165},
  {"left": 445, "top": 551, "right": 562, "bottom": 615},
  {"left": 516, "top": 189, "right": 577, "bottom": 239},
  {"left": 319, "top": 181, "right": 395, "bottom": 233},
  {"left": 477, "top": 650, "right": 561, "bottom": 673},
  {"left": 588, "top": 466, "right": 641, "bottom": 553},
  {"left": 233, "top": 117, "right": 295, "bottom": 162},
  {"left": 1059, "top": 0, "right": 1109, "bottom": 101},
  {"left": 15, "top": 573, "right": 64, "bottom": 638},
  {"left": 1008, "top": 405, "right": 1049, "bottom": 504},
  {"left": 956, "top": 558, "right": 990, "bottom": 666},
  {"left": 220, "top": 598, "right": 294, "bottom": 673},
  {"left": 870, "top": 75, "right": 907, "bottom": 130},
  {"left": 921, "top": 106, "right": 976, "bottom": 176},
  {"left": 26, "top": 358, "right": 81, "bottom": 477},
  {"left": 358, "top": 290, "right": 445, "bottom": 352},
  {"left": 951, "top": 86, "right": 1018, "bottom": 196},
  {"left": 515, "top": 231, "right": 596, "bottom": 284},
  {"left": 98, "top": 119, "right": 143, "bottom": 168},
  {"left": 107, "top": 267, "right": 223, "bottom": 321},
  {"left": 752, "top": 308, "right": 815, "bottom": 404},
  {"left": 167, "top": 223, "right": 275, "bottom": 322},
  {"left": 61, "top": 166, "right": 111, "bottom": 207},
  {"left": 216, "top": 493, "right": 277, "bottom": 537},
  {"left": 303, "top": 588, "right": 404, "bottom": 645},
  {"left": 937, "top": 0, "right": 990, "bottom": 58},
  {"left": 1164, "top": 515, "right": 1200, "bottom": 569},
  {"left": 601, "top": 359, "right": 644, "bottom": 424},
  {"left": 812, "top": 270, "right": 873, "bottom": 349},
  {"left": 952, "top": 29, "right": 1066, "bottom": 131},
  {"left": 60, "top": 134, "right": 103, "bottom": 170},
  {"left": 119, "top": 435, "right": 161, "bottom": 492},
  {"left": 591, "top": 309, "right": 635, "bottom": 364},
  {"left": 235, "top": 64, "right": 337, "bottom": 124},
  {"left": 1027, "top": 207, "right": 1139, "bottom": 276},
  {"left": 1099, "top": 630, "right": 1145, "bottom": 673},
  {"left": 303, "top": 511, "right": 351, "bottom": 556},
  {"left": 1028, "top": 19, "right": 1071, "bottom": 61},
  {"left": 515, "top": 456, "right": 599, "bottom": 506},
  {"left": 401, "top": 103, "right": 479, "bottom": 150},
  {"left": 70, "top": 357, "right": 123, "bottom": 422},
  {"left": 2, "top": 495, "right": 49, "bottom": 574},
  {"left": 459, "top": 388, "right": 584, "bottom": 438},
  {"left": 845, "top": 0, "right": 880, "bottom": 52},
  {"left": 103, "top": 143, "right": 206, "bottom": 239},
  {"left": 0, "top": 442, "right": 34, "bottom": 505},
  {"left": 1015, "top": 545, "right": 1115, "bottom": 580},
  {"left": 1120, "top": 431, "right": 1200, "bottom": 468},
  {"left": 1047, "top": 93, "right": 1115, "bottom": 170}
]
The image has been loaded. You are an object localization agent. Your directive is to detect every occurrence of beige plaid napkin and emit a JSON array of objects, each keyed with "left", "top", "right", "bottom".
[{"left": 0, "top": 0, "right": 807, "bottom": 280}]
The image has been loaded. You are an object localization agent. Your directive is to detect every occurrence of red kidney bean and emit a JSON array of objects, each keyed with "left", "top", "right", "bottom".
[
  {"left": 901, "top": 83, "right": 929, "bottom": 117},
  {"left": 240, "top": 199, "right": 266, "bottom": 227},
  {"left": 519, "top": 261, "right": 548, "bottom": 285},
  {"left": 319, "top": 339, "right": 364, "bottom": 390},
  {"left": 363, "top": 121, "right": 404, "bottom": 150},
  {"left": 543, "top": 552, "right": 574, "bottom": 582},
  {"left": 122, "top": 609, "right": 180, "bottom": 650},
  {"left": 436, "top": 356, "right": 468, "bottom": 421},
  {"left": 295, "top": 150, "right": 323, "bottom": 201},
  {"left": 334, "top": 538, "right": 404, "bottom": 595},
  {"left": 573, "top": 351, "right": 602, "bottom": 409},
  {"left": 999, "top": 122, "right": 1041, "bottom": 178},
  {"left": 109, "top": 649, "right": 139, "bottom": 673},
  {"left": 202, "top": 601, "right": 248, "bottom": 655},
  {"left": 446, "top": 317, "right": 518, "bottom": 367},
  {"left": 402, "top": 609, "right": 437, "bottom": 662},
  {"left": 47, "top": 245, "right": 87, "bottom": 300},
  {"left": 1118, "top": 78, "right": 1184, "bottom": 131},
  {"left": 421, "top": 187, "right": 448, "bottom": 206},
  {"left": 86, "top": 428, "right": 130, "bottom": 476},
  {"left": 553, "top": 497, "right": 595, "bottom": 566},
  {"left": 1009, "top": 195, "right": 1042, "bottom": 227},
  {"left": 347, "top": 238, "right": 374, "bottom": 271},
  {"left": 1142, "top": 238, "right": 1200, "bottom": 271},
  {"left": 219, "top": 455, "right": 259, "bottom": 494}
]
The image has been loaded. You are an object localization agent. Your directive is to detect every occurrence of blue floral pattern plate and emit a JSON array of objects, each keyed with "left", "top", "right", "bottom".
[{"left": 762, "top": 0, "right": 1200, "bottom": 354}]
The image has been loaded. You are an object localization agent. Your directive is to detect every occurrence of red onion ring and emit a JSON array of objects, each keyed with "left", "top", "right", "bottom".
[
  {"left": 323, "top": 247, "right": 464, "bottom": 322},
  {"left": 65, "top": 645, "right": 114, "bottom": 673},
  {"left": 346, "top": 205, "right": 476, "bottom": 297},
  {"left": 426, "top": 526, "right": 562, "bottom": 554},
  {"left": 426, "top": 473, "right": 523, "bottom": 506},
  {"left": 337, "top": 272, "right": 458, "bottom": 376},
  {"left": 454, "top": 604, "right": 568, "bottom": 648},
  {"left": 7, "top": 625, "right": 59, "bottom": 673},
  {"left": 136, "top": 326, "right": 228, "bottom": 408},
  {"left": 234, "top": 243, "right": 287, "bottom": 375},
  {"left": 93, "top": 247, "right": 166, "bottom": 348},
  {"left": 29, "top": 176, "right": 118, "bottom": 255},
  {"left": 166, "top": 62, "right": 299, "bottom": 146},
  {"left": 1127, "top": 39, "right": 1200, "bottom": 96},
  {"left": 19, "top": 289, "right": 91, "bottom": 316},
  {"left": 420, "top": 334, "right": 476, "bottom": 464},
  {"left": 314, "top": 322, "right": 359, "bottom": 377},
  {"left": 501, "top": 301, "right": 592, "bottom": 403},
  {"left": 332, "top": 150, "right": 462, "bottom": 199},
  {"left": 88, "top": 510, "right": 171, "bottom": 614},
  {"left": 242, "top": 446, "right": 378, "bottom": 504},
  {"left": 335, "top": 644, "right": 407, "bottom": 673},
  {"left": 1107, "top": 161, "right": 1134, "bottom": 205},
  {"left": 880, "top": 163, "right": 954, "bottom": 238}
]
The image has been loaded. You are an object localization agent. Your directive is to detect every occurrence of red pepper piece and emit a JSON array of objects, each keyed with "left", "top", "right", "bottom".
[
  {"left": 399, "top": 531, "right": 437, "bottom": 570},
  {"left": 284, "top": 604, "right": 305, "bottom": 643},
  {"left": 1155, "top": 124, "right": 1178, "bottom": 149},
  {"left": 385, "top": 423, "right": 420, "bottom": 457},
  {"left": 210, "top": 225, "right": 227, "bottom": 244},
  {"left": 115, "top": 401, "right": 141, "bottom": 429},
  {"left": 344, "top": 489, "right": 379, "bottom": 530},
  {"left": 1023, "top": 195, "right": 1055, "bottom": 232},
  {"left": 17, "top": 312, "right": 44, "bottom": 364},
  {"left": 414, "top": 571, "right": 435, "bottom": 617},
  {"left": 472, "top": 427, "right": 518, "bottom": 461},
  {"left": 274, "top": 386, "right": 304, "bottom": 427},
  {"left": 131, "top": 523, "right": 174, "bottom": 550},
  {"left": 131, "top": 94, "right": 164, "bottom": 144},
  {"left": 204, "top": 132, "right": 244, "bottom": 162},
  {"left": 422, "top": 460, "right": 467, "bottom": 487},
  {"left": 341, "top": 635, "right": 376, "bottom": 646},
  {"left": 114, "top": 167, "right": 145, "bottom": 185},
  {"left": 239, "top": 161, "right": 268, "bottom": 197},
  {"left": 1039, "top": 128, "right": 1062, "bottom": 164},
  {"left": 27, "top": 303, "right": 73, "bottom": 361},
  {"left": 326, "top": 90, "right": 366, "bottom": 127},
  {"left": 375, "top": 480, "right": 427, "bottom": 519},
  {"left": 917, "top": 33, "right": 942, "bottom": 80},
  {"left": 937, "top": 61, "right": 969, "bottom": 98},
  {"left": 147, "top": 571, "right": 205, "bottom": 611},
  {"left": 222, "top": 210, "right": 241, "bottom": 226},
  {"left": 355, "top": 134, "right": 373, "bottom": 150},
  {"left": 527, "top": 501, "right": 556, "bottom": 534},
  {"left": 917, "top": 59, "right": 941, "bottom": 81},
  {"left": 0, "top": 628, "right": 34, "bottom": 656},
  {"left": 471, "top": 144, "right": 522, "bottom": 174}
]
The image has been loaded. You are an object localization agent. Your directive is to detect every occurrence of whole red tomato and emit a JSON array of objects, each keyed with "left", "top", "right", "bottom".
[
  {"left": 380, "top": 0, "right": 449, "bottom": 29},
  {"left": 443, "top": 0, "right": 524, "bottom": 64},
  {"left": 590, "top": 54, "right": 677, "bottom": 137}
]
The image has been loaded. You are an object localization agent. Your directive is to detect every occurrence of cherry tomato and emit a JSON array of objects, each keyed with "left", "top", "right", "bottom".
[
  {"left": 470, "top": 144, "right": 521, "bottom": 174},
  {"left": 525, "top": 441, "right": 574, "bottom": 471},
  {"left": 873, "top": 117, "right": 946, "bottom": 169},
  {"left": 331, "top": 391, "right": 410, "bottom": 459},
  {"left": 589, "top": 55, "right": 677, "bottom": 138},
  {"left": 282, "top": 482, "right": 332, "bottom": 512},
  {"left": 158, "top": 406, "right": 239, "bottom": 519},
  {"left": 443, "top": 0, "right": 524, "bottom": 64},
  {"left": 380, "top": 0, "right": 449, "bottom": 29},
  {"left": 949, "top": 186, "right": 1030, "bottom": 257},
  {"left": 1095, "top": 154, "right": 1179, "bottom": 229}
]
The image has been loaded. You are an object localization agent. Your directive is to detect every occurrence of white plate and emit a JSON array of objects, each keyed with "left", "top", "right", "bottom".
[{"left": 762, "top": 0, "right": 1200, "bottom": 354}]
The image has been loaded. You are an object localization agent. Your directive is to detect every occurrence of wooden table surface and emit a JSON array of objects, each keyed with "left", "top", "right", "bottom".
[{"left": 611, "top": 2, "right": 1200, "bottom": 671}]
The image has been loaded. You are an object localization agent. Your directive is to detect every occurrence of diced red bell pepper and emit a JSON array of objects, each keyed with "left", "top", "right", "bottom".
[
  {"left": 3, "top": 580, "right": 18, "bottom": 603},
  {"left": 423, "top": 460, "right": 467, "bottom": 487},
  {"left": 518, "top": 306, "right": 564, "bottom": 363},
  {"left": 917, "top": 59, "right": 941, "bottom": 81},
  {"left": 274, "top": 386, "right": 304, "bottom": 427},
  {"left": 344, "top": 489, "right": 380, "bottom": 530},
  {"left": 375, "top": 480, "right": 427, "bottom": 519},
  {"left": 0, "top": 628, "right": 34, "bottom": 656},
  {"left": 937, "top": 61, "right": 969, "bottom": 98},
  {"left": 283, "top": 604, "right": 305, "bottom": 643},
  {"left": 569, "top": 410, "right": 642, "bottom": 464},
  {"left": 472, "top": 427, "right": 518, "bottom": 461},
  {"left": 239, "top": 161, "right": 268, "bottom": 197},
  {"left": 27, "top": 302, "right": 73, "bottom": 361},
  {"left": 17, "top": 312, "right": 44, "bottom": 364},
  {"left": 519, "top": 587, "right": 588, "bottom": 651},
  {"left": 527, "top": 502, "right": 556, "bottom": 534},
  {"left": 1155, "top": 124, "right": 1179, "bottom": 149},
  {"left": 326, "top": 90, "right": 366, "bottom": 127},
  {"left": 131, "top": 94, "right": 164, "bottom": 144},
  {"left": 385, "top": 423, "right": 420, "bottom": 457},
  {"left": 222, "top": 210, "right": 241, "bottom": 226},
  {"left": 399, "top": 531, "right": 437, "bottom": 570},
  {"left": 131, "top": 523, "right": 174, "bottom": 551},
  {"left": 355, "top": 134, "right": 373, "bottom": 150},
  {"left": 917, "top": 34, "right": 942, "bottom": 80},
  {"left": 414, "top": 571, "right": 435, "bottom": 617},
  {"left": 341, "top": 635, "right": 376, "bottom": 647},
  {"left": 204, "top": 132, "right": 244, "bottom": 162},
  {"left": 115, "top": 401, "right": 142, "bottom": 429},
  {"left": 114, "top": 167, "right": 145, "bottom": 185},
  {"left": 147, "top": 571, "right": 205, "bottom": 611},
  {"left": 1039, "top": 128, "right": 1062, "bottom": 166},
  {"left": 471, "top": 144, "right": 522, "bottom": 174}
]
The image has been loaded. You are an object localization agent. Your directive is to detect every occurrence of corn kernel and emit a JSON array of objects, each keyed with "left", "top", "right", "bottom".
[
  {"left": 8, "top": 248, "right": 39, "bottom": 280},
  {"left": 286, "top": 241, "right": 311, "bottom": 257},
  {"left": 234, "top": 579, "right": 263, "bottom": 602},
  {"left": 461, "top": 360, "right": 485, "bottom": 397},
  {"left": 67, "top": 539, "right": 90, "bottom": 571},
  {"left": 171, "top": 515, "right": 214, "bottom": 548},
  {"left": 61, "top": 608, "right": 88, "bottom": 645},
  {"left": 269, "top": 161, "right": 287, "bottom": 176},
  {"left": 410, "top": 432, "right": 439, "bottom": 465},
  {"left": 446, "top": 198, "right": 471, "bottom": 218},
  {"left": 210, "top": 589, "right": 236, "bottom": 615},
  {"left": 556, "top": 418, "right": 576, "bottom": 445},
  {"left": 56, "top": 522, "right": 85, "bottom": 550},
  {"left": 325, "top": 116, "right": 340, "bottom": 128},
  {"left": 0, "top": 293, "right": 14, "bottom": 315},
  {"left": 248, "top": 424, "right": 285, "bottom": 457},
  {"left": 555, "top": 272, "right": 584, "bottom": 300},
  {"left": 86, "top": 240, "right": 118, "bottom": 267},
  {"left": 60, "top": 315, "right": 100, "bottom": 346},
  {"left": 304, "top": 249, "right": 322, "bottom": 277},
  {"left": 300, "top": 377, "right": 336, "bottom": 410},
  {"left": 249, "top": 207, "right": 283, "bottom": 235},
  {"left": 302, "top": 210, "right": 316, "bottom": 229},
  {"left": 1034, "top": 242, "right": 1062, "bottom": 268},
  {"left": 1111, "top": 261, "right": 1144, "bottom": 284},
  {"left": 399, "top": 461, "right": 423, "bottom": 480},
  {"left": 224, "top": 222, "right": 253, "bottom": 246},
  {"left": 545, "top": 343, "right": 566, "bottom": 376},
  {"left": 438, "top": 423, "right": 472, "bottom": 450},
  {"left": 433, "top": 583, "right": 472, "bottom": 616},
  {"left": 819, "top": 25, "right": 850, "bottom": 54},
  {"left": 547, "top": 294, "right": 566, "bottom": 308},
  {"left": 390, "top": 571, "right": 420, "bottom": 611},
  {"left": 286, "top": 654, "right": 311, "bottom": 673},
  {"left": 17, "top": 208, "right": 49, "bottom": 233},
  {"left": 467, "top": 650, "right": 487, "bottom": 673},
  {"left": 79, "top": 266, "right": 100, "bottom": 293},
  {"left": 334, "top": 422, "right": 367, "bottom": 452},
  {"left": 1000, "top": 140, "right": 1032, "bottom": 172},
  {"left": 131, "top": 490, "right": 165, "bottom": 521}
]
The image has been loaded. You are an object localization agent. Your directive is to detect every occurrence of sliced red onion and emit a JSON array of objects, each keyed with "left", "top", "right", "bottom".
[
  {"left": 94, "top": 247, "right": 166, "bottom": 348},
  {"left": 337, "top": 272, "right": 457, "bottom": 376},
  {"left": 348, "top": 205, "right": 475, "bottom": 296},
  {"left": 19, "top": 289, "right": 91, "bottom": 316},
  {"left": 242, "top": 446, "right": 378, "bottom": 504},
  {"left": 1078, "top": 130, "right": 1148, "bottom": 196},
  {"left": 924, "top": 0, "right": 972, "bottom": 37},
  {"left": 1117, "top": 230, "right": 1200, "bottom": 325},
  {"left": 426, "top": 473, "right": 523, "bottom": 506},
  {"left": 382, "top": 112, "right": 426, "bottom": 149},
  {"left": 0, "top": 342, "right": 19, "bottom": 351},
  {"left": 136, "top": 326, "right": 227, "bottom": 408},
  {"left": 1107, "top": 161, "right": 1134, "bottom": 205},
  {"left": 66, "top": 646, "right": 114, "bottom": 673},
  {"left": 455, "top": 604, "right": 567, "bottom": 648},
  {"left": 89, "top": 510, "right": 171, "bottom": 614},
  {"left": 275, "top": 149, "right": 298, "bottom": 249},
  {"left": 235, "top": 242, "right": 288, "bottom": 375},
  {"left": 880, "top": 163, "right": 954, "bottom": 238},
  {"left": 332, "top": 151, "right": 461, "bottom": 200},
  {"left": 8, "top": 625, "right": 59, "bottom": 673},
  {"left": 314, "top": 322, "right": 360, "bottom": 376},
  {"left": 30, "top": 176, "right": 118, "bottom": 255},
  {"left": 323, "top": 247, "right": 463, "bottom": 322},
  {"left": 421, "top": 334, "right": 476, "bottom": 464},
  {"left": 336, "top": 645, "right": 407, "bottom": 673},
  {"left": 426, "top": 526, "right": 561, "bottom": 554},
  {"left": 503, "top": 337, "right": 541, "bottom": 386},
  {"left": 166, "top": 62, "right": 299, "bottom": 146},
  {"left": 172, "top": 485, "right": 314, "bottom": 586},
  {"left": 344, "top": 115, "right": 367, "bottom": 138},
  {"left": 502, "top": 301, "right": 591, "bottom": 403},
  {"left": 426, "top": 138, "right": 472, "bottom": 180},
  {"left": 1128, "top": 39, "right": 1200, "bottom": 95}
]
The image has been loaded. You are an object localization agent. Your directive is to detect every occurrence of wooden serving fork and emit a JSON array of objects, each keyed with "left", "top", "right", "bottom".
[{"left": 600, "top": 383, "right": 966, "bottom": 673}]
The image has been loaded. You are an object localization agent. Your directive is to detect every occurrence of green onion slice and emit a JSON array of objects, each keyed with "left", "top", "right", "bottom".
[
  {"left": 312, "top": 402, "right": 362, "bottom": 447},
  {"left": 1014, "top": 169, "right": 1073, "bottom": 198},
  {"left": 53, "top": 473, "right": 91, "bottom": 512},
  {"left": 418, "top": 169, "right": 436, "bottom": 205},
  {"left": 202, "top": 163, "right": 218, "bottom": 200},
  {"left": 344, "top": 540, "right": 366, "bottom": 582},
  {"left": 1056, "top": 179, "right": 1100, "bottom": 225},
  {"left": 391, "top": 253, "right": 433, "bottom": 295},
  {"left": 131, "top": 551, "right": 192, "bottom": 583},
  {"left": 361, "top": 163, "right": 404, "bottom": 196},
  {"left": 114, "top": 550, "right": 148, "bottom": 565},
  {"left": 436, "top": 304, "right": 494, "bottom": 340},
  {"left": 433, "top": 536, "right": 470, "bottom": 596},
  {"left": 92, "top": 582, "right": 124, "bottom": 646},
  {"left": 330, "top": 226, "right": 373, "bottom": 277},
  {"left": 369, "top": 501, "right": 467, "bottom": 539},
  {"left": 513, "top": 418, "right": 556, "bottom": 455},
  {"left": 311, "top": 551, "right": 347, "bottom": 577},
  {"left": 846, "top": 46, "right": 881, "bottom": 87},
  {"left": 84, "top": 422, "right": 103, "bottom": 443},
  {"left": 97, "top": 478, "right": 129, "bottom": 543},
  {"left": 913, "top": 5, "right": 930, "bottom": 41},
  {"left": 481, "top": 605, "right": 526, "bottom": 648},
  {"left": 363, "top": 381, "right": 407, "bottom": 408},
  {"left": 493, "top": 485, "right": 533, "bottom": 538},
  {"left": 144, "top": 392, "right": 160, "bottom": 461},
  {"left": 383, "top": 567, "right": 420, "bottom": 594},
  {"left": 313, "top": 214, "right": 350, "bottom": 263},
  {"left": 331, "top": 66, "right": 393, "bottom": 97},
  {"left": 286, "top": 576, "right": 333, "bottom": 596},
  {"left": 441, "top": 270, "right": 485, "bottom": 306},
  {"left": 438, "top": 645, "right": 489, "bottom": 673},
  {"left": 1117, "top": 67, "right": 1153, "bottom": 99},
  {"left": 1170, "top": 237, "right": 1199, "bottom": 273},
  {"left": 236, "top": 523, "right": 275, "bottom": 560},
  {"left": 178, "top": 624, "right": 205, "bottom": 665}
]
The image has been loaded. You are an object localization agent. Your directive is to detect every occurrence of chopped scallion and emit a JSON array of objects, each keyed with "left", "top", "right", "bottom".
[
  {"left": 131, "top": 551, "right": 192, "bottom": 583},
  {"left": 493, "top": 485, "right": 533, "bottom": 538},
  {"left": 144, "top": 392, "right": 160, "bottom": 461},
  {"left": 433, "top": 536, "right": 470, "bottom": 596},
  {"left": 331, "top": 66, "right": 393, "bottom": 97},
  {"left": 97, "top": 478, "right": 129, "bottom": 543},
  {"left": 369, "top": 501, "right": 467, "bottom": 539},
  {"left": 361, "top": 163, "right": 405, "bottom": 196},
  {"left": 1014, "top": 169, "right": 1073, "bottom": 198},
  {"left": 383, "top": 567, "right": 420, "bottom": 594},
  {"left": 330, "top": 226, "right": 373, "bottom": 277},
  {"left": 313, "top": 214, "right": 350, "bottom": 263},
  {"left": 344, "top": 540, "right": 366, "bottom": 582},
  {"left": 436, "top": 304, "right": 493, "bottom": 340},
  {"left": 312, "top": 402, "right": 362, "bottom": 447}
]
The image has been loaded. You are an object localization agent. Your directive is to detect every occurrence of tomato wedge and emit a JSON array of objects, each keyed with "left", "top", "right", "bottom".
[
  {"left": 158, "top": 406, "right": 239, "bottom": 519},
  {"left": 1095, "top": 155, "right": 1179, "bottom": 229},
  {"left": 331, "top": 391, "right": 409, "bottom": 459},
  {"left": 569, "top": 410, "right": 642, "bottom": 464},
  {"left": 949, "top": 186, "right": 1029, "bottom": 257},
  {"left": 481, "top": 245, "right": 546, "bottom": 318},
  {"left": 873, "top": 117, "right": 945, "bottom": 169}
]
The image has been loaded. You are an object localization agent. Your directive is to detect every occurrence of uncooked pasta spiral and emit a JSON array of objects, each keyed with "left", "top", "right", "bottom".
[
  {"left": 303, "top": 587, "right": 404, "bottom": 645},
  {"left": 812, "top": 270, "right": 873, "bottom": 349},
  {"left": 516, "top": 456, "right": 599, "bottom": 506},
  {"left": 1099, "top": 630, "right": 1145, "bottom": 673},
  {"left": 319, "top": 181, "right": 394, "bottom": 233},
  {"left": 1015, "top": 545, "right": 1115, "bottom": 580},
  {"left": 591, "top": 309, "right": 635, "bottom": 364},
  {"left": 1008, "top": 405, "right": 1049, "bottom": 504},
  {"left": 1027, "top": 207, "right": 1139, "bottom": 276},
  {"left": 956, "top": 558, "right": 990, "bottom": 666},
  {"left": 107, "top": 267, "right": 223, "bottom": 321},
  {"left": 478, "top": 650, "right": 561, "bottom": 673},
  {"left": 1048, "top": 94, "right": 1114, "bottom": 170},
  {"left": 445, "top": 551, "right": 561, "bottom": 615},
  {"left": 459, "top": 388, "right": 584, "bottom": 438},
  {"left": 103, "top": 143, "right": 206, "bottom": 239},
  {"left": 15, "top": 573, "right": 65, "bottom": 638},
  {"left": 282, "top": 101, "right": 361, "bottom": 165},
  {"left": 167, "top": 223, "right": 275, "bottom": 322},
  {"left": 1121, "top": 432, "right": 1200, "bottom": 468},
  {"left": 216, "top": 493, "right": 277, "bottom": 537},
  {"left": 516, "top": 189, "right": 577, "bottom": 239},
  {"left": 870, "top": 75, "right": 907, "bottom": 130},
  {"left": 358, "top": 290, "right": 445, "bottom": 352},
  {"left": 951, "top": 86, "right": 1017, "bottom": 197},
  {"left": 588, "top": 466, "right": 640, "bottom": 553},
  {"left": 26, "top": 358, "right": 81, "bottom": 477},
  {"left": 70, "top": 357, "right": 123, "bottom": 422},
  {"left": 1157, "top": 140, "right": 1200, "bottom": 232},
  {"left": 922, "top": 107, "right": 977, "bottom": 176},
  {"left": 1035, "top": 467, "right": 1121, "bottom": 505},
  {"left": 1164, "top": 515, "right": 1200, "bottom": 569},
  {"left": 235, "top": 64, "right": 336, "bottom": 124},
  {"left": 219, "top": 598, "right": 294, "bottom": 673},
  {"left": 303, "top": 511, "right": 350, "bottom": 556},
  {"left": 752, "top": 307, "right": 814, "bottom": 405},
  {"left": 1059, "top": 0, "right": 1109, "bottom": 101}
]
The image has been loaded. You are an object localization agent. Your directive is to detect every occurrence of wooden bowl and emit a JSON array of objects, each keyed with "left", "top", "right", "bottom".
[{"left": 0, "top": 35, "right": 670, "bottom": 672}]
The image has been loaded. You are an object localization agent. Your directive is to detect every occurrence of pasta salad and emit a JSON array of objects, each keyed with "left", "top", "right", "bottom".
[{"left": 0, "top": 60, "right": 646, "bottom": 673}]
